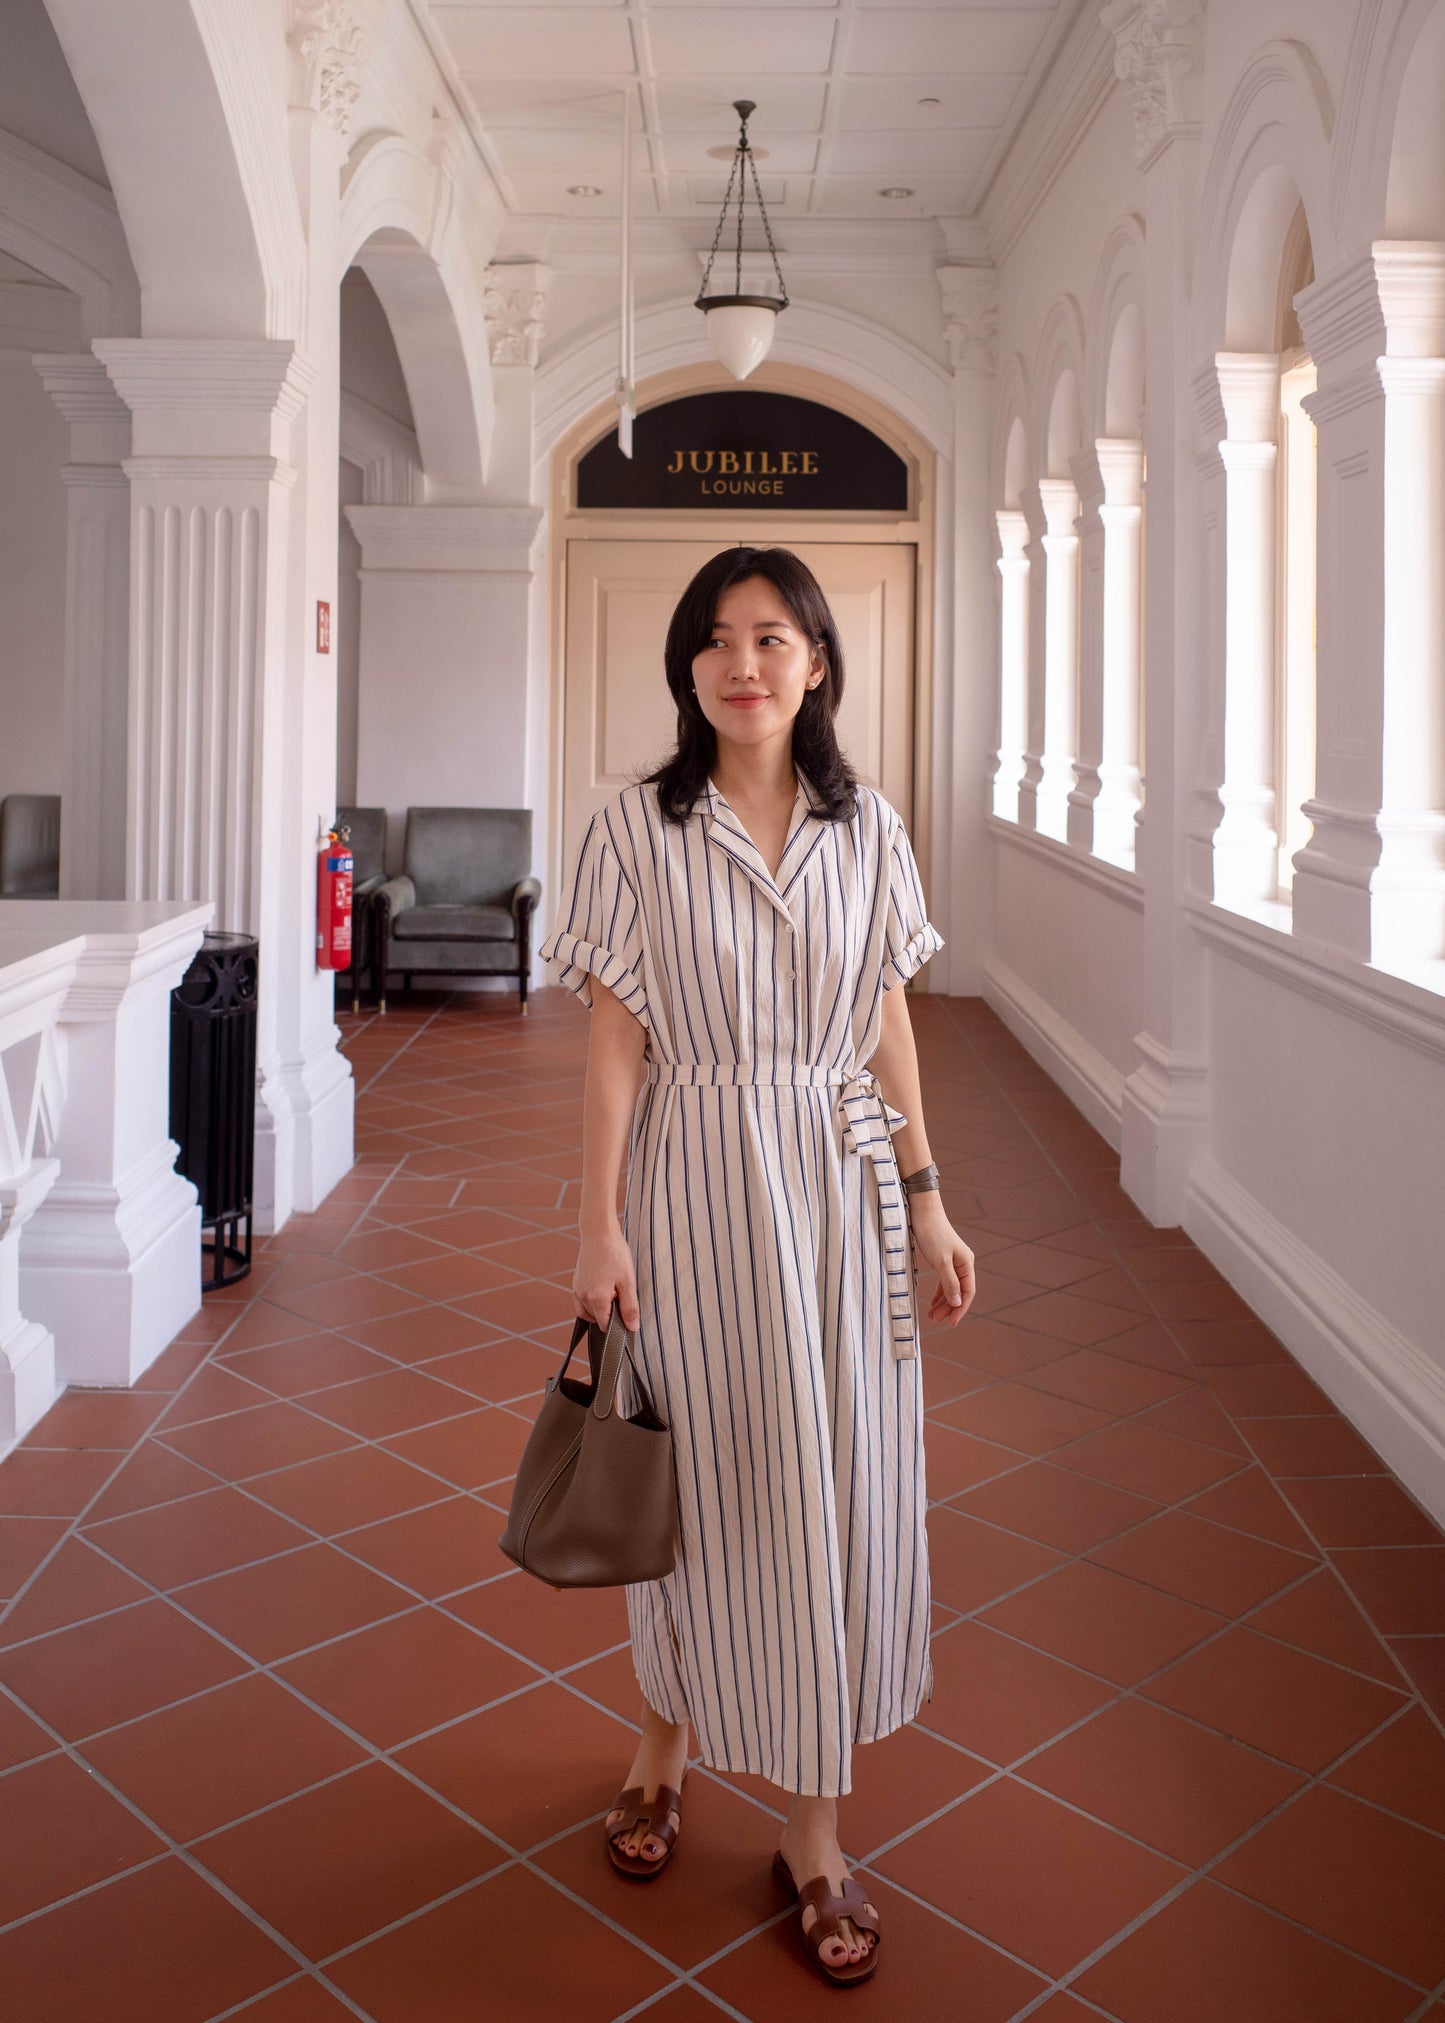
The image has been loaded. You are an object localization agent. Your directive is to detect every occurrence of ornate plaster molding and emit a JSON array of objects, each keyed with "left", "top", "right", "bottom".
[
  {"left": 1101, "top": 0, "right": 1207, "bottom": 164},
  {"left": 484, "top": 262, "right": 551, "bottom": 368},
  {"left": 289, "top": 1, "right": 369, "bottom": 140},
  {"left": 937, "top": 267, "right": 998, "bottom": 375}
]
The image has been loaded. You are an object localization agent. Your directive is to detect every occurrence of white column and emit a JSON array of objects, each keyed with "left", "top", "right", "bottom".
[
  {"left": 1036, "top": 476, "right": 1081, "bottom": 842},
  {"left": 1377, "top": 343, "right": 1445, "bottom": 963},
  {"left": 349, "top": 507, "right": 545, "bottom": 867},
  {"left": 32, "top": 355, "right": 132, "bottom": 902},
  {"left": 1108, "top": 0, "right": 1211, "bottom": 1223},
  {"left": 0, "top": 936, "right": 75, "bottom": 1450},
  {"left": 273, "top": 54, "right": 356, "bottom": 1219},
  {"left": 1068, "top": 449, "right": 1106, "bottom": 853},
  {"left": 1211, "top": 354, "right": 1281, "bottom": 906},
  {"left": 92, "top": 338, "right": 315, "bottom": 1231},
  {"left": 1088, "top": 440, "right": 1145, "bottom": 865},
  {"left": 992, "top": 510, "right": 1030, "bottom": 821},
  {"left": 1016, "top": 483, "right": 1048, "bottom": 831},
  {"left": 1295, "top": 246, "right": 1445, "bottom": 965},
  {"left": 14, "top": 901, "right": 209, "bottom": 1388},
  {"left": 939, "top": 264, "right": 1000, "bottom": 993}
]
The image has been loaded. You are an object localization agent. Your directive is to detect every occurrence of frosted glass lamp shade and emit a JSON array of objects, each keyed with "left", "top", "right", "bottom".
[{"left": 698, "top": 296, "right": 785, "bottom": 381}]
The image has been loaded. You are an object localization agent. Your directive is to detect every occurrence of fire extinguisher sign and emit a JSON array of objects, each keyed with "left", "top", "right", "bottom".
[
  {"left": 316, "top": 600, "right": 331, "bottom": 654},
  {"left": 317, "top": 827, "right": 353, "bottom": 971}
]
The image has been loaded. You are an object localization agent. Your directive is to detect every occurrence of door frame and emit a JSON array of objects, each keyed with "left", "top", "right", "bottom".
[{"left": 545, "top": 360, "right": 939, "bottom": 985}]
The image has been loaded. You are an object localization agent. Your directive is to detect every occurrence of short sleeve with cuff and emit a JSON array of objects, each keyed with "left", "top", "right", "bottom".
[
  {"left": 881, "top": 809, "right": 945, "bottom": 990},
  {"left": 537, "top": 809, "right": 651, "bottom": 1029}
]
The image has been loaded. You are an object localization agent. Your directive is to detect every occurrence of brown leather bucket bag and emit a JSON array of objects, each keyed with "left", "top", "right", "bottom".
[{"left": 499, "top": 1302, "right": 678, "bottom": 1588}]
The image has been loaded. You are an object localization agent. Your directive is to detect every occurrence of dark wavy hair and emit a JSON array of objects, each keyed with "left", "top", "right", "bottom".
[{"left": 638, "top": 546, "right": 860, "bottom": 825}]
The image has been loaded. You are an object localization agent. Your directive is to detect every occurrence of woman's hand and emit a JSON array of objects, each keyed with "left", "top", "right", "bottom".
[
  {"left": 907, "top": 1194, "right": 976, "bottom": 1329},
  {"left": 573, "top": 1215, "right": 641, "bottom": 1331}
]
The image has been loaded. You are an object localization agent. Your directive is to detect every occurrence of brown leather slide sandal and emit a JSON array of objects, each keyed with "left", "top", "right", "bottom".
[
  {"left": 772, "top": 1849, "right": 881, "bottom": 1986},
  {"left": 604, "top": 1781, "right": 684, "bottom": 1879}
]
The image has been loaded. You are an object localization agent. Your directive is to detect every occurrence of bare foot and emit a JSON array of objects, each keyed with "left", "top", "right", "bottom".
[
  {"left": 606, "top": 1703, "right": 689, "bottom": 1865},
  {"left": 778, "top": 1804, "right": 877, "bottom": 1970}
]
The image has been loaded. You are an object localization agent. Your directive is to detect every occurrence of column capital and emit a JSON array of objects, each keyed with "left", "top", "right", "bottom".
[
  {"left": 1212, "top": 351, "right": 1281, "bottom": 440},
  {"left": 1101, "top": 0, "right": 1207, "bottom": 167},
  {"left": 995, "top": 507, "right": 1030, "bottom": 560},
  {"left": 1036, "top": 475, "right": 1081, "bottom": 537},
  {"left": 32, "top": 350, "right": 131, "bottom": 466},
  {"left": 288, "top": 0, "right": 370, "bottom": 142},
  {"left": 484, "top": 262, "right": 551, "bottom": 369},
  {"left": 1070, "top": 441, "right": 1146, "bottom": 518},
  {"left": 936, "top": 266, "right": 998, "bottom": 374},
  {"left": 345, "top": 503, "right": 544, "bottom": 573},
  {"left": 1297, "top": 242, "right": 1445, "bottom": 381},
  {"left": 92, "top": 339, "right": 316, "bottom": 460}
]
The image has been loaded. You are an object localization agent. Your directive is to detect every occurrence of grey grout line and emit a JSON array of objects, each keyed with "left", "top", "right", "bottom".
[{"left": 3, "top": 993, "right": 1441, "bottom": 2020}]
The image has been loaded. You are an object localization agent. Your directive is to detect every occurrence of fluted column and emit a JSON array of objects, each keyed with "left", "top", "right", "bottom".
[
  {"left": 1294, "top": 244, "right": 1445, "bottom": 965},
  {"left": 92, "top": 338, "right": 315, "bottom": 1228},
  {"left": 31, "top": 355, "right": 132, "bottom": 902},
  {"left": 992, "top": 510, "right": 1030, "bottom": 821},
  {"left": 1211, "top": 354, "right": 1281, "bottom": 905},
  {"left": 1036, "top": 476, "right": 1081, "bottom": 842}
]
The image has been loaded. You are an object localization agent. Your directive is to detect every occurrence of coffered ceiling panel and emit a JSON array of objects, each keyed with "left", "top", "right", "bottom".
[{"left": 426, "top": 0, "right": 1079, "bottom": 224}]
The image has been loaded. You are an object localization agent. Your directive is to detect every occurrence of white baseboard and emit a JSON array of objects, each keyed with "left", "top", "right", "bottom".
[
  {"left": 980, "top": 953, "right": 1124, "bottom": 1150},
  {"left": 1186, "top": 1154, "right": 1445, "bottom": 1531}
]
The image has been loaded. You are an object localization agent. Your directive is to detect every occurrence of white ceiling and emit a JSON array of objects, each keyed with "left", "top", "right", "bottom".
[{"left": 425, "top": 0, "right": 1081, "bottom": 226}]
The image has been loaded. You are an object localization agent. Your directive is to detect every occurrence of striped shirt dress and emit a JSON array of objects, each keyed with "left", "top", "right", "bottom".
[{"left": 538, "top": 767, "right": 944, "bottom": 1797}]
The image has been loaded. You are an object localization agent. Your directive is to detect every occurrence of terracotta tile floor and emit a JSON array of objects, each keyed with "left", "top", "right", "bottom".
[{"left": 2, "top": 987, "right": 1444, "bottom": 2023}]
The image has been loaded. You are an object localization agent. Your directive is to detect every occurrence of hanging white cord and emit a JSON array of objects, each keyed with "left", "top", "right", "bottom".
[{"left": 616, "top": 90, "right": 636, "bottom": 457}]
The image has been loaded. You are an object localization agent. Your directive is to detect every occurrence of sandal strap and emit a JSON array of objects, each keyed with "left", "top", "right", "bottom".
[
  {"left": 796, "top": 1874, "right": 882, "bottom": 1949},
  {"left": 607, "top": 1782, "right": 682, "bottom": 1850}
]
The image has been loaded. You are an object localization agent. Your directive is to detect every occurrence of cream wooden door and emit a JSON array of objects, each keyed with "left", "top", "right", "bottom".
[{"left": 562, "top": 539, "right": 915, "bottom": 875}]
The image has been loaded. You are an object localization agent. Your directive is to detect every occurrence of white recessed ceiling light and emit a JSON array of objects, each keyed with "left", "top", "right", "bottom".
[
  {"left": 879, "top": 187, "right": 914, "bottom": 199},
  {"left": 567, "top": 184, "right": 603, "bottom": 197}
]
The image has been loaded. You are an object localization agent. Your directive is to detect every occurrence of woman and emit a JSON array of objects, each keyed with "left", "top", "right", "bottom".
[{"left": 538, "top": 546, "right": 976, "bottom": 1987}]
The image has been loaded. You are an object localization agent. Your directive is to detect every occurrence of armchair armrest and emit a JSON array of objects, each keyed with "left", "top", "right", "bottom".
[
  {"left": 353, "top": 870, "right": 387, "bottom": 901},
  {"left": 373, "top": 874, "right": 416, "bottom": 919},
  {"left": 510, "top": 876, "right": 542, "bottom": 919}
]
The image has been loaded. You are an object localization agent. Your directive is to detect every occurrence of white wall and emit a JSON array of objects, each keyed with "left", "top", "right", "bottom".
[
  {"left": 336, "top": 456, "right": 363, "bottom": 808},
  {"left": 0, "top": 264, "right": 76, "bottom": 805}
]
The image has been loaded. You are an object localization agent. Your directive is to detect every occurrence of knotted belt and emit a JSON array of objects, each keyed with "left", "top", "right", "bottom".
[{"left": 642, "top": 1059, "right": 919, "bottom": 1361}]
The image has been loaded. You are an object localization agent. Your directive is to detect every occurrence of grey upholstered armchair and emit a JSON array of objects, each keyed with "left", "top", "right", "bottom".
[
  {"left": 0, "top": 795, "right": 61, "bottom": 898},
  {"left": 336, "top": 806, "right": 387, "bottom": 1013},
  {"left": 373, "top": 807, "right": 541, "bottom": 1015}
]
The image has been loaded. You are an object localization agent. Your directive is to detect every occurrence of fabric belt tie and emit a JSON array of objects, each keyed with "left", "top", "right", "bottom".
[{"left": 643, "top": 1059, "right": 919, "bottom": 1361}]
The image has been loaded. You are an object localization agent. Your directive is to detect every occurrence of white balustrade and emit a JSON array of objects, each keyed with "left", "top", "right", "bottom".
[{"left": 0, "top": 900, "right": 210, "bottom": 1454}]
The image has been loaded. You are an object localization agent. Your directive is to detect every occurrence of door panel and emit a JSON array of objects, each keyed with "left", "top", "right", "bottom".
[{"left": 563, "top": 540, "right": 915, "bottom": 876}]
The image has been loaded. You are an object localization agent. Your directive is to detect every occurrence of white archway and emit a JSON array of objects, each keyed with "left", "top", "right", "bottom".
[
  {"left": 1086, "top": 217, "right": 1147, "bottom": 438},
  {"left": 0, "top": 129, "right": 138, "bottom": 339},
  {"left": 42, "top": 0, "right": 303, "bottom": 337},
  {"left": 339, "top": 134, "right": 493, "bottom": 497},
  {"left": 536, "top": 294, "right": 955, "bottom": 465},
  {"left": 1194, "top": 40, "right": 1336, "bottom": 353}
]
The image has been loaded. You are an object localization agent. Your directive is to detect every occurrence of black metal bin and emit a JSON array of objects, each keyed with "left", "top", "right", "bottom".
[{"left": 169, "top": 930, "right": 259, "bottom": 1288}]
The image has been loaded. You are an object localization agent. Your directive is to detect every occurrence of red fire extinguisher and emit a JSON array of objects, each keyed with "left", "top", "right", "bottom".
[{"left": 317, "top": 822, "right": 353, "bottom": 972}]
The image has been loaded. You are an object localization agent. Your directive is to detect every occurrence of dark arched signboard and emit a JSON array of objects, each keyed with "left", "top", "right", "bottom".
[{"left": 576, "top": 391, "right": 910, "bottom": 513}]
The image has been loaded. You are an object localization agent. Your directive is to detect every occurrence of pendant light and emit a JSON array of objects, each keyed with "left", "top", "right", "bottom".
[{"left": 695, "top": 100, "right": 788, "bottom": 381}]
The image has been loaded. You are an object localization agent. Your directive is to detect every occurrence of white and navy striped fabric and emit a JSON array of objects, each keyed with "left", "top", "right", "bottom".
[{"left": 538, "top": 769, "right": 944, "bottom": 1797}]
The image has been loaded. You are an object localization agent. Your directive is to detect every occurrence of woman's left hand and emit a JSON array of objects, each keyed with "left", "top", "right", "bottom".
[{"left": 908, "top": 1195, "right": 976, "bottom": 1328}]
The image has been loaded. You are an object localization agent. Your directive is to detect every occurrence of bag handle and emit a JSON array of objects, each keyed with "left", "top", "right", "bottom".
[{"left": 555, "top": 1302, "right": 656, "bottom": 1423}]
